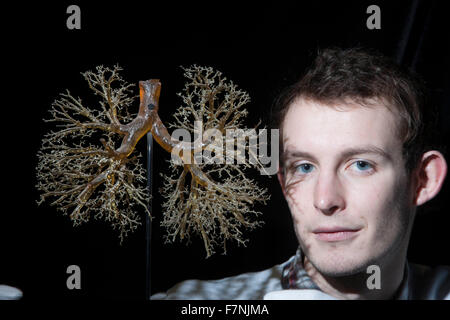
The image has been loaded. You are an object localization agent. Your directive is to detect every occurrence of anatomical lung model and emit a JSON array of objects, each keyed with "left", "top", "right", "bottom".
[{"left": 36, "top": 65, "right": 269, "bottom": 257}]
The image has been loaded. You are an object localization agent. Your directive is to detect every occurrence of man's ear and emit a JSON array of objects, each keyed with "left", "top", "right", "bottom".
[{"left": 414, "top": 151, "right": 447, "bottom": 206}]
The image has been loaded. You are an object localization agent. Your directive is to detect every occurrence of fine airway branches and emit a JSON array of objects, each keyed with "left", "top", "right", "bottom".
[
  {"left": 36, "top": 65, "right": 150, "bottom": 242},
  {"left": 36, "top": 64, "right": 269, "bottom": 257},
  {"left": 162, "top": 65, "right": 270, "bottom": 257}
]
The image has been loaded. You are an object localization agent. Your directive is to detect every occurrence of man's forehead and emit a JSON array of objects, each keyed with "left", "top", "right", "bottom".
[
  {"left": 282, "top": 97, "right": 400, "bottom": 129},
  {"left": 281, "top": 99, "right": 404, "bottom": 161},
  {"left": 283, "top": 99, "right": 400, "bottom": 139},
  {"left": 287, "top": 96, "right": 393, "bottom": 113}
]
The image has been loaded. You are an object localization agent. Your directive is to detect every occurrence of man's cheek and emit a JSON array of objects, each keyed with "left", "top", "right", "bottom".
[
  {"left": 285, "top": 191, "right": 311, "bottom": 241},
  {"left": 354, "top": 200, "right": 393, "bottom": 255},
  {"left": 285, "top": 184, "right": 308, "bottom": 213},
  {"left": 362, "top": 188, "right": 398, "bottom": 235}
]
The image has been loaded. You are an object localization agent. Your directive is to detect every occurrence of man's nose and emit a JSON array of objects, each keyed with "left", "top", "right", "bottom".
[{"left": 313, "top": 172, "right": 345, "bottom": 215}]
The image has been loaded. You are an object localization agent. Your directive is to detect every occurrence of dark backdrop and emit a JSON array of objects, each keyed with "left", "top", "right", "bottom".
[{"left": 1, "top": 0, "right": 449, "bottom": 300}]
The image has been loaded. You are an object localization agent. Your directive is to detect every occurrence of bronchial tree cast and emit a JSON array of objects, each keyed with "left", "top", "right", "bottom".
[{"left": 36, "top": 65, "right": 269, "bottom": 257}]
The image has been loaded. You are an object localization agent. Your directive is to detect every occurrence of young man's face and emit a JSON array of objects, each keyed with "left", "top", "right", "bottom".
[{"left": 280, "top": 99, "right": 416, "bottom": 277}]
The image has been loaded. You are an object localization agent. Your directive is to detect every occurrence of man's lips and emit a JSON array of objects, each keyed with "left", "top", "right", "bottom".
[{"left": 312, "top": 227, "right": 361, "bottom": 242}]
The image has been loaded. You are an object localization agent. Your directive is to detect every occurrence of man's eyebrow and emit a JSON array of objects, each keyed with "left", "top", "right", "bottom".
[
  {"left": 283, "top": 146, "right": 392, "bottom": 163},
  {"left": 339, "top": 146, "right": 392, "bottom": 161},
  {"left": 283, "top": 150, "right": 318, "bottom": 163}
]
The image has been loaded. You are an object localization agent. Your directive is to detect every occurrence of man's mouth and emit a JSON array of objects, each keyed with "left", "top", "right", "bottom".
[{"left": 312, "top": 227, "right": 361, "bottom": 242}]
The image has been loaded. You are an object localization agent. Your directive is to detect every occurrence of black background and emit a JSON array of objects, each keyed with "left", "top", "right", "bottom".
[{"left": 1, "top": 0, "right": 449, "bottom": 300}]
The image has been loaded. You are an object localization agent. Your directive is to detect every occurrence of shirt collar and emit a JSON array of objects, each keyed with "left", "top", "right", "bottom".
[
  {"left": 391, "top": 261, "right": 410, "bottom": 300},
  {"left": 281, "top": 247, "right": 320, "bottom": 290},
  {"left": 281, "top": 246, "right": 411, "bottom": 300}
]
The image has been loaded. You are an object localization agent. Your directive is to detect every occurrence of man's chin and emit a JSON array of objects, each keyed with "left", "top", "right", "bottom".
[
  {"left": 314, "top": 264, "right": 368, "bottom": 278},
  {"left": 307, "top": 254, "right": 371, "bottom": 278}
]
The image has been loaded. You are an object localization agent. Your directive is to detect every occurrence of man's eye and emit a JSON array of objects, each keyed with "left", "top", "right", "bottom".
[
  {"left": 352, "top": 160, "right": 373, "bottom": 172},
  {"left": 295, "top": 163, "right": 315, "bottom": 174}
]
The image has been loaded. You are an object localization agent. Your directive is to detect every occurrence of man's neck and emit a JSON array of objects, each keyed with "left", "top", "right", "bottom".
[{"left": 303, "top": 254, "right": 407, "bottom": 300}]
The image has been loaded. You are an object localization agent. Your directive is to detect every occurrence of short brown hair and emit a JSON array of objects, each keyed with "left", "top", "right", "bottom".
[{"left": 274, "top": 47, "right": 436, "bottom": 172}]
